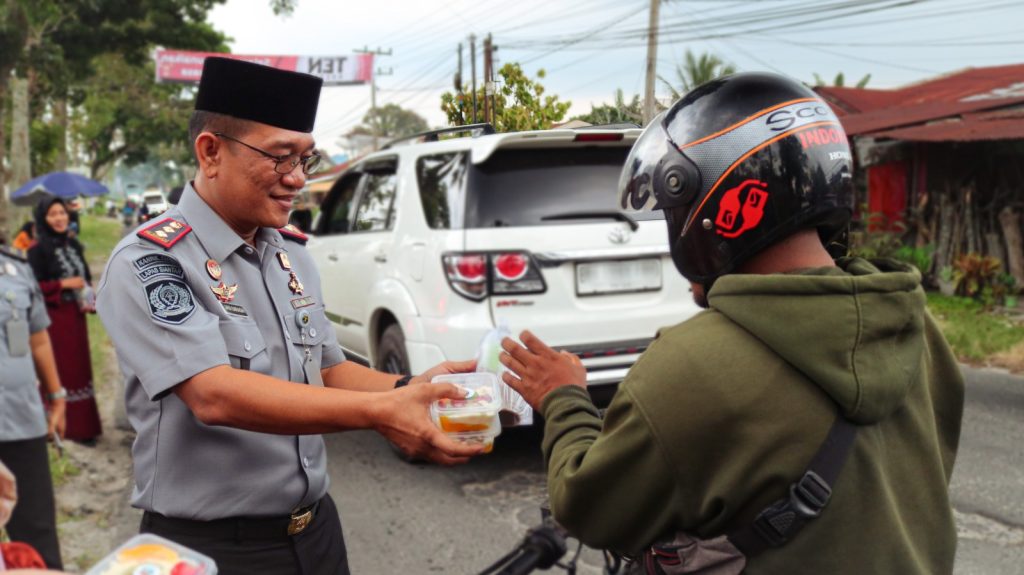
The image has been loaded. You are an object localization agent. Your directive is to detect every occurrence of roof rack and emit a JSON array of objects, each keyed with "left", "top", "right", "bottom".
[{"left": 382, "top": 123, "right": 496, "bottom": 150}]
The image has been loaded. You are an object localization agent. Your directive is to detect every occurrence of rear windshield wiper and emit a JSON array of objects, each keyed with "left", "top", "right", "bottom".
[{"left": 541, "top": 211, "right": 639, "bottom": 231}]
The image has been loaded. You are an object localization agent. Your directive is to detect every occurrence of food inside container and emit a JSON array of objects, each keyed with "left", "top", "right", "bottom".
[
  {"left": 430, "top": 372, "right": 502, "bottom": 447},
  {"left": 84, "top": 533, "right": 217, "bottom": 575}
]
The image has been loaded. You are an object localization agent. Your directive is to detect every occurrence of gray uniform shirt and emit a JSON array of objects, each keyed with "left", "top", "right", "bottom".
[
  {"left": 97, "top": 184, "right": 345, "bottom": 520},
  {"left": 0, "top": 250, "right": 51, "bottom": 442}
]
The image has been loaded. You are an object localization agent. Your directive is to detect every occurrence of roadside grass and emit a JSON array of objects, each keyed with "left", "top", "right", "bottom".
[
  {"left": 926, "top": 293, "right": 1024, "bottom": 367},
  {"left": 77, "top": 213, "right": 122, "bottom": 266}
]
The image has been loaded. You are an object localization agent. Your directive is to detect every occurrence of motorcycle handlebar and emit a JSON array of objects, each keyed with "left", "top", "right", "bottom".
[{"left": 481, "top": 521, "right": 568, "bottom": 575}]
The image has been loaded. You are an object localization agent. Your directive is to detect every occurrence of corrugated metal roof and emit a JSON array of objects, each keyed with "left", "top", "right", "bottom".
[
  {"left": 815, "top": 63, "right": 1024, "bottom": 142},
  {"left": 870, "top": 117, "right": 1024, "bottom": 142},
  {"left": 842, "top": 98, "right": 1024, "bottom": 136}
]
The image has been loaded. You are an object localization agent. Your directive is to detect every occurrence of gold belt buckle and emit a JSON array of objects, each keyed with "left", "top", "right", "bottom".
[{"left": 288, "top": 508, "right": 313, "bottom": 535}]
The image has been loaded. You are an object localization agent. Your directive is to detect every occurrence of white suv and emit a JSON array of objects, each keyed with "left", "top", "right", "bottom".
[{"left": 307, "top": 125, "right": 699, "bottom": 414}]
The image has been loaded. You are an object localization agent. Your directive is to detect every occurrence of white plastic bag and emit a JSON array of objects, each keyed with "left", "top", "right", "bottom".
[{"left": 476, "top": 319, "right": 533, "bottom": 425}]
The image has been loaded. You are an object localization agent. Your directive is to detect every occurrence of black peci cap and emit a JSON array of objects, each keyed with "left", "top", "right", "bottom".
[{"left": 195, "top": 57, "right": 323, "bottom": 133}]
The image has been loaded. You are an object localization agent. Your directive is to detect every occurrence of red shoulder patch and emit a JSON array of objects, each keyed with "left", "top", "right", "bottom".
[
  {"left": 137, "top": 217, "right": 192, "bottom": 249},
  {"left": 278, "top": 224, "right": 308, "bottom": 244}
]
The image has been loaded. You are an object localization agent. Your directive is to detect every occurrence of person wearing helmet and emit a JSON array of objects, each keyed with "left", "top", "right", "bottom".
[{"left": 499, "top": 72, "right": 964, "bottom": 573}]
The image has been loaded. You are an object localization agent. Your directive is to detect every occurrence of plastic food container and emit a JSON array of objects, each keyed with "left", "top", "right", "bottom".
[
  {"left": 85, "top": 533, "right": 217, "bottom": 575},
  {"left": 430, "top": 372, "right": 502, "bottom": 452}
]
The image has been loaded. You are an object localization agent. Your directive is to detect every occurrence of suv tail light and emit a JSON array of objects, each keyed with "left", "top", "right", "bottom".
[{"left": 442, "top": 251, "right": 546, "bottom": 301}]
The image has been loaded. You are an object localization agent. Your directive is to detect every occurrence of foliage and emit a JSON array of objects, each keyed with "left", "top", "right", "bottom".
[
  {"left": 927, "top": 293, "right": 1024, "bottom": 362},
  {"left": 893, "top": 244, "right": 935, "bottom": 277},
  {"left": 812, "top": 72, "right": 872, "bottom": 88},
  {"left": 441, "top": 63, "right": 571, "bottom": 132},
  {"left": 571, "top": 89, "right": 643, "bottom": 126},
  {"left": 348, "top": 103, "right": 429, "bottom": 139},
  {"left": 938, "top": 265, "right": 954, "bottom": 283},
  {"left": 30, "top": 115, "right": 63, "bottom": 175},
  {"left": 848, "top": 228, "right": 904, "bottom": 260},
  {"left": 48, "top": 444, "right": 81, "bottom": 487},
  {"left": 269, "top": 0, "right": 297, "bottom": 15},
  {"left": 71, "top": 54, "right": 195, "bottom": 180},
  {"left": 952, "top": 253, "right": 1002, "bottom": 305},
  {"left": 659, "top": 50, "right": 736, "bottom": 100}
]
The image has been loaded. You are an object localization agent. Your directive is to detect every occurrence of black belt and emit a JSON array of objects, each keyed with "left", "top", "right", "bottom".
[{"left": 142, "top": 499, "right": 322, "bottom": 540}]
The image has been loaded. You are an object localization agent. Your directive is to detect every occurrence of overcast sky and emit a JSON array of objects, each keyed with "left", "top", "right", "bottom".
[{"left": 207, "top": 0, "right": 1024, "bottom": 154}]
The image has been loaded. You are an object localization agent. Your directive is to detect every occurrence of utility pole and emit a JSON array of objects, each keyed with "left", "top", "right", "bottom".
[
  {"left": 354, "top": 46, "right": 392, "bottom": 150},
  {"left": 469, "top": 34, "right": 478, "bottom": 124},
  {"left": 642, "top": 0, "right": 660, "bottom": 125},
  {"left": 483, "top": 34, "right": 496, "bottom": 125},
  {"left": 455, "top": 43, "right": 463, "bottom": 92}
]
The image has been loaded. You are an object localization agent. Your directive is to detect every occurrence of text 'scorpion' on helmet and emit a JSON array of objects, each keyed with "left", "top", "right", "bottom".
[{"left": 618, "top": 72, "right": 854, "bottom": 286}]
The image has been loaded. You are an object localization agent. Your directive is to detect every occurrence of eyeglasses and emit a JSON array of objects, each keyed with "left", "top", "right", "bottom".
[{"left": 214, "top": 132, "right": 322, "bottom": 175}]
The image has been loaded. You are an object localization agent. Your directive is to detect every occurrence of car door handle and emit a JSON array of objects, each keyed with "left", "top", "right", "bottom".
[
  {"left": 328, "top": 253, "right": 339, "bottom": 262},
  {"left": 374, "top": 253, "right": 387, "bottom": 263}
]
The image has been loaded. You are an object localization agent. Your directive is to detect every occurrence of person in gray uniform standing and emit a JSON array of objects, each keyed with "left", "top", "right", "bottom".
[
  {"left": 0, "top": 244, "right": 66, "bottom": 570},
  {"left": 96, "top": 57, "right": 483, "bottom": 575}
]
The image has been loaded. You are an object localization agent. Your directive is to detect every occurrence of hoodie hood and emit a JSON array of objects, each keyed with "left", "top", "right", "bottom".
[{"left": 707, "top": 258, "right": 925, "bottom": 424}]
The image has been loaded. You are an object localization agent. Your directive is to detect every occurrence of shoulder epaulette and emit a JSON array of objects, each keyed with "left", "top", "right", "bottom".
[
  {"left": 0, "top": 246, "right": 27, "bottom": 262},
  {"left": 278, "top": 224, "right": 308, "bottom": 245},
  {"left": 137, "top": 217, "right": 192, "bottom": 249}
]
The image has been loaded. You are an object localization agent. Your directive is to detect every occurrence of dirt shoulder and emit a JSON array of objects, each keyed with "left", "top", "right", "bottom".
[{"left": 54, "top": 325, "right": 140, "bottom": 573}]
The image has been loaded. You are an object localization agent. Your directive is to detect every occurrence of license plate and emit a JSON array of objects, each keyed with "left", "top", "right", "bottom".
[{"left": 576, "top": 258, "right": 662, "bottom": 296}]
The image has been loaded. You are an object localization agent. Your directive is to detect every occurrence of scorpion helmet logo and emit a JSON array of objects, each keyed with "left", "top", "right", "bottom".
[{"left": 714, "top": 179, "right": 769, "bottom": 239}]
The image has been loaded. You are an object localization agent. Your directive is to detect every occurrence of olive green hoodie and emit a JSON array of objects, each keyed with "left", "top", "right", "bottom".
[{"left": 541, "top": 258, "right": 964, "bottom": 574}]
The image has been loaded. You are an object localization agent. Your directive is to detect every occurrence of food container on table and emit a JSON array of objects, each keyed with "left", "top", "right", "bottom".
[
  {"left": 84, "top": 533, "right": 217, "bottom": 575},
  {"left": 430, "top": 372, "right": 502, "bottom": 452}
]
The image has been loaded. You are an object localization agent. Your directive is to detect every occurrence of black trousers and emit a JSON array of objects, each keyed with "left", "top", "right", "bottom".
[
  {"left": 141, "top": 493, "right": 349, "bottom": 575},
  {"left": 0, "top": 436, "right": 63, "bottom": 570}
]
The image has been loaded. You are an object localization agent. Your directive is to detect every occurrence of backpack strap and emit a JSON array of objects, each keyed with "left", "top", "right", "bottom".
[{"left": 727, "top": 415, "right": 858, "bottom": 557}]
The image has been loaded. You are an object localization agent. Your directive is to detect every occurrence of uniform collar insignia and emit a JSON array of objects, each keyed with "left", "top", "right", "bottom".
[
  {"left": 278, "top": 224, "right": 308, "bottom": 244},
  {"left": 137, "top": 217, "right": 192, "bottom": 249}
]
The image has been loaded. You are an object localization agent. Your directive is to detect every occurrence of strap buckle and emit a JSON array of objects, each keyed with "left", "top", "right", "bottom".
[{"left": 751, "top": 471, "right": 832, "bottom": 548}]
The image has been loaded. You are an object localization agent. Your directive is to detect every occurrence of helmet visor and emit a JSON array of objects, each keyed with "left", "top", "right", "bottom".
[{"left": 618, "top": 114, "right": 674, "bottom": 213}]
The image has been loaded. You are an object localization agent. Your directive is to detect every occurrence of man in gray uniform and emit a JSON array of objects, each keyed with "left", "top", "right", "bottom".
[
  {"left": 96, "top": 57, "right": 482, "bottom": 575},
  {"left": 0, "top": 244, "right": 66, "bottom": 569}
]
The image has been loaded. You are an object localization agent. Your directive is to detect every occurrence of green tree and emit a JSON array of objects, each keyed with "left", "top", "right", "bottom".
[
  {"left": 71, "top": 53, "right": 194, "bottom": 181},
  {"left": 813, "top": 72, "right": 872, "bottom": 88},
  {"left": 659, "top": 49, "right": 737, "bottom": 100},
  {"left": 347, "top": 103, "right": 429, "bottom": 139},
  {"left": 441, "top": 63, "right": 571, "bottom": 132},
  {"left": 571, "top": 89, "right": 643, "bottom": 126}
]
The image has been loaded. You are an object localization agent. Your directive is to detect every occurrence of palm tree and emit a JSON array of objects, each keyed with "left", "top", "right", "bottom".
[
  {"left": 813, "top": 72, "right": 872, "bottom": 88},
  {"left": 660, "top": 50, "right": 737, "bottom": 100}
]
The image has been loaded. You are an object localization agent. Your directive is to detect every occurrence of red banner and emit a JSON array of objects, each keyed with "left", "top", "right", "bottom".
[{"left": 154, "top": 49, "right": 373, "bottom": 86}]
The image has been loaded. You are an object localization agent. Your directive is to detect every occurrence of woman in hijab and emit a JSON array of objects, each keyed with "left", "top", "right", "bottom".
[{"left": 27, "top": 196, "right": 102, "bottom": 446}]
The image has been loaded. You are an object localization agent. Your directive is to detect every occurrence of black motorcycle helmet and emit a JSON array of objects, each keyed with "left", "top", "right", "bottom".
[{"left": 619, "top": 72, "right": 853, "bottom": 288}]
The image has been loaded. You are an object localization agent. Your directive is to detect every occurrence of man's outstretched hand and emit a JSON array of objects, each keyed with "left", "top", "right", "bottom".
[
  {"left": 499, "top": 330, "right": 586, "bottom": 410},
  {"left": 373, "top": 382, "right": 487, "bottom": 465}
]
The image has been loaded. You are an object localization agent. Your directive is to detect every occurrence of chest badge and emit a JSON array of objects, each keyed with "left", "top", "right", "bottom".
[
  {"left": 206, "top": 259, "right": 222, "bottom": 280},
  {"left": 3, "top": 262, "right": 16, "bottom": 276},
  {"left": 210, "top": 281, "right": 238, "bottom": 303},
  {"left": 288, "top": 272, "right": 304, "bottom": 295},
  {"left": 277, "top": 251, "right": 292, "bottom": 270}
]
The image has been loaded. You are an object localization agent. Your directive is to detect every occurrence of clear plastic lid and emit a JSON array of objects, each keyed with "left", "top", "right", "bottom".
[
  {"left": 84, "top": 533, "right": 218, "bottom": 575},
  {"left": 430, "top": 372, "right": 502, "bottom": 437}
]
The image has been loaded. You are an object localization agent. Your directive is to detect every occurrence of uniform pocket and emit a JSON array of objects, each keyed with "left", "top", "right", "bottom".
[{"left": 218, "top": 318, "right": 267, "bottom": 371}]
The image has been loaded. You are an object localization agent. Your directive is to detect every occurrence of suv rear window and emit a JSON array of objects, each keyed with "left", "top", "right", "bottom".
[{"left": 417, "top": 147, "right": 662, "bottom": 230}]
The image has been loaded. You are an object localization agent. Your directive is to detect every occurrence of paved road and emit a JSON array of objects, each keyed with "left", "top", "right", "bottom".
[
  {"left": 326, "top": 366, "right": 1024, "bottom": 574},
  {"left": 949, "top": 366, "right": 1024, "bottom": 575}
]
